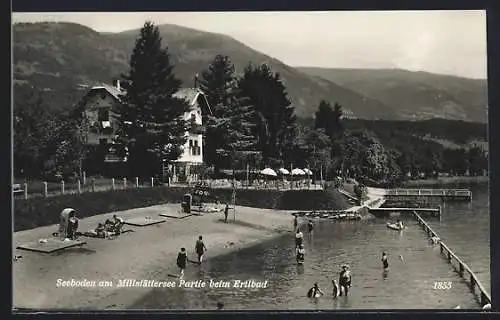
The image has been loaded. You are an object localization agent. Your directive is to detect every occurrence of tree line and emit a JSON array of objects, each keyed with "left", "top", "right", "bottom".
[{"left": 13, "top": 21, "right": 488, "bottom": 185}]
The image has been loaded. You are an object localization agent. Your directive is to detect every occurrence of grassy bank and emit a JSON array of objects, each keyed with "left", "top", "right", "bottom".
[
  {"left": 401, "top": 176, "right": 488, "bottom": 188},
  {"left": 14, "top": 186, "right": 350, "bottom": 231}
]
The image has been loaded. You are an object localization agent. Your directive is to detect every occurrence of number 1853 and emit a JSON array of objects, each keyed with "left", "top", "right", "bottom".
[{"left": 434, "top": 281, "right": 452, "bottom": 290}]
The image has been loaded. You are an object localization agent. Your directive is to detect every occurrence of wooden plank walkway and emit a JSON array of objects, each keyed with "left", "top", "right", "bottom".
[{"left": 413, "top": 211, "right": 491, "bottom": 307}]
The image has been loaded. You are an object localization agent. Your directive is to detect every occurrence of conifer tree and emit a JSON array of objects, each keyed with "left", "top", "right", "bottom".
[
  {"left": 115, "top": 21, "right": 190, "bottom": 176},
  {"left": 199, "top": 55, "right": 257, "bottom": 170},
  {"left": 238, "top": 63, "right": 296, "bottom": 161}
]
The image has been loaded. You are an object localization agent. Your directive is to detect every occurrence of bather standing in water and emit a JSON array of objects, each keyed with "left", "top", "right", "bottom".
[
  {"left": 331, "top": 279, "right": 340, "bottom": 298},
  {"left": 293, "top": 215, "right": 298, "bottom": 229},
  {"left": 382, "top": 252, "right": 389, "bottom": 270},
  {"left": 339, "top": 265, "right": 352, "bottom": 296},
  {"left": 295, "top": 228, "right": 304, "bottom": 248},
  {"left": 307, "top": 220, "right": 314, "bottom": 233}
]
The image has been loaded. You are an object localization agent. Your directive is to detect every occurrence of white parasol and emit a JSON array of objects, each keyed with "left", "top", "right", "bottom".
[
  {"left": 260, "top": 168, "right": 278, "bottom": 177},
  {"left": 303, "top": 168, "right": 313, "bottom": 175},
  {"left": 291, "top": 168, "right": 306, "bottom": 176},
  {"left": 278, "top": 168, "right": 290, "bottom": 175}
]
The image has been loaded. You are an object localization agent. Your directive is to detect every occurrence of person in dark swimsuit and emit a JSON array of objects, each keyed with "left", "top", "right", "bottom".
[
  {"left": 382, "top": 252, "right": 389, "bottom": 270},
  {"left": 67, "top": 212, "right": 79, "bottom": 239},
  {"left": 224, "top": 204, "right": 229, "bottom": 223},
  {"left": 339, "top": 265, "right": 352, "bottom": 296},
  {"left": 308, "top": 220, "right": 314, "bottom": 233},
  {"left": 296, "top": 244, "right": 305, "bottom": 264},
  {"left": 195, "top": 236, "right": 208, "bottom": 263},
  {"left": 177, "top": 247, "right": 188, "bottom": 278},
  {"left": 307, "top": 282, "right": 324, "bottom": 298},
  {"left": 293, "top": 216, "right": 298, "bottom": 229}
]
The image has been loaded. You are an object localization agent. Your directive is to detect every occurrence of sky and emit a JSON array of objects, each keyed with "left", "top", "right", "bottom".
[{"left": 12, "top": 11, "right": 487, "bottom": 79}]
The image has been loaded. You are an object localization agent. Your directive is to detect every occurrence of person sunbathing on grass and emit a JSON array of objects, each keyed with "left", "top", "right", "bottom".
[{"left": 104, "top": 219, "right": 115, "bottom": 232}]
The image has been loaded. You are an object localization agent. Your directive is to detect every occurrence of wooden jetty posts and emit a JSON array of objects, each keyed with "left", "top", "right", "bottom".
[{"left": 413, "top": 211, "right": 491, "bottom": 307}]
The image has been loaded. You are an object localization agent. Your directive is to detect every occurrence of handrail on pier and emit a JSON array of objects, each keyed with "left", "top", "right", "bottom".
[
  {"left": 386, "top": 188, "right": 471, "bottom": 198},
  {"left": 413, "top": 212, "right": 491, "bottom": 307}
]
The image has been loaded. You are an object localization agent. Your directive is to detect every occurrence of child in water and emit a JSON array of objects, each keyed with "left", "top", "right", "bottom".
[{"left": 332, "top": 279, "right": 340, "bottom": 298}]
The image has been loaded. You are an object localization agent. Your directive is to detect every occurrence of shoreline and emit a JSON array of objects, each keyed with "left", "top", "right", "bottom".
[{"left": 13, "top": 203, "right": 296, "bottom": 310}]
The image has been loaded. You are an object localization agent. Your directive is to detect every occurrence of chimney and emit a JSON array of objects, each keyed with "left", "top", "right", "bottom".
[
  {"left": 194, "top": 73, "right": 199, "bottom": 88},
  {"left": 113, "top": 79, "right": 121, "bottom": 91}
]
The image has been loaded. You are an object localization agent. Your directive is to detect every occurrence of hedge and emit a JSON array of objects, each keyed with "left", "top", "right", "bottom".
[{"left": 14, "top": 186, "right": 351, "bottom": 232}]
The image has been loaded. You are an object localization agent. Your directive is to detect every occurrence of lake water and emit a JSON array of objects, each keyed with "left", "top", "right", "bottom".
[{"left": 131, "top": 184, "right": 490, "bottom": 310}]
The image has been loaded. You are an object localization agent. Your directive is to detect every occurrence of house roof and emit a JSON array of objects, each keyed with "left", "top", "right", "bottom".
[
  {"left": 90, "top": 84, "right": 123, "bottom": 101},
  {"left": 85, "top": 85, "right": 212, "bottom": 115}
]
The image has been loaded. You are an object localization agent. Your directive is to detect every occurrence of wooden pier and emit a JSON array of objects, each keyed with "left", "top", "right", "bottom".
[
  {"left": 386, "top": 189, "right": 472, "bottom": 201},
  {"left": 413, "top": 211, "right": 491, "bottom": 307}
]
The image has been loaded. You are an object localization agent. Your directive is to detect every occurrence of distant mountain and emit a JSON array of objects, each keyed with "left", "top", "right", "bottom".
[
  {"left": 13, "top": 22, "right": 395, "bottom": 120},
  {"left": 296, "top": 67, "right": 488, "bottom": 123},
  {"left": 13, "top": 22, "right": 488, "bottom": 122}
]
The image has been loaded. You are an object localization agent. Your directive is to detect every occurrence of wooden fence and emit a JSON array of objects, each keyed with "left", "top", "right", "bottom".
[{"left": 413, "top": 211, "right": 491, "bottom": 307}]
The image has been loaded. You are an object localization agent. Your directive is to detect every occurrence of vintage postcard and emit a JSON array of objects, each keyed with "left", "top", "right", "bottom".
[{"left": 11, "top": 10, "right": 490, "bottom": 311}]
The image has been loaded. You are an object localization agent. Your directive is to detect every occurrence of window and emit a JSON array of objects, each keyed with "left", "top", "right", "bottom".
[
  {"left": 191, "top": 140, "right": 201, "bottom": 156},
  {"left": 189, "top": 140, "right": 193, "bottom": 155},
  {"left": 98, "top": 109, "right": 109, "bottom": 121}
]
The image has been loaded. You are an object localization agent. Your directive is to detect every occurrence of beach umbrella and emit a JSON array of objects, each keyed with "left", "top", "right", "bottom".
[
  {"left": 260, "top": 168, "right": 278, "bottom": 177},
  {"left": 278, "top": 168, "right": 290, "bottom": 175},
  {"left": 291, "top": 168, "right": 306, "bottom": 176},
  {"left": 303, "top": 168, "right": 313, "bottom": 175}
]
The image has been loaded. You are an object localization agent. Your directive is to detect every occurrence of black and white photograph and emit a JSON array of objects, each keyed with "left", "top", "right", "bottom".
[{"left": 11, "top": 10, "right": 490, "bottom": 311}]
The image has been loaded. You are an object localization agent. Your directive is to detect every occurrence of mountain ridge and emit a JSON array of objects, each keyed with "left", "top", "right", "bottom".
[{"left": 13, "top": 21, "right": 488, "bottom": 122}]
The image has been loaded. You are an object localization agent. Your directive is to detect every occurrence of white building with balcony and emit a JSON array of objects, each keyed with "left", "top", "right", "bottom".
[{"left": 77, "top": 80, "right": 212, "bottom": 181}]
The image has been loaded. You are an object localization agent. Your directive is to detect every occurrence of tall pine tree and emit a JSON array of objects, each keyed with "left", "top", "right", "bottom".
[
  {"left": 115, "top": 21, "right": 190, "bottom": 177},
  {"left": 199, "top": 55, "right": 257, "bottom": 170},
  {"left": 238, "top": 63, "right": 296, "bottom": 162}
]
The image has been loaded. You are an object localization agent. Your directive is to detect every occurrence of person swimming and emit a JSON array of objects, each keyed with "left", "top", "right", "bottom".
[
  {"left": 382, "top": 252, "right": 389, "bottom": 270},
  {"left": 295, "top": 228, "right": 304, "bottom": 248},
  {"left": 396, "top": 220, "right": 404, "bottom": 229},
  {"left": 307, "top": 282, "right": 324, "bottom": 298},
  {"left": 331, "top": 279, "right": 340, "bottom": 298},
  {"left": 296, "top": 244, "right": 305, "bottom": 264}
]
